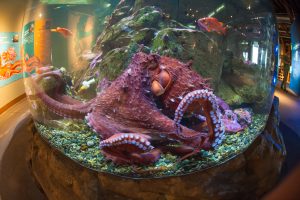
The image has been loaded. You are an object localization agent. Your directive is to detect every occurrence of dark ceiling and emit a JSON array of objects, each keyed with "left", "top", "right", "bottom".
[
  {"left": 272, "top": 0, "right": 300, "bottom": 41},
  {"left": 272, "top": 0, "right": 300, "bottom": 21}
]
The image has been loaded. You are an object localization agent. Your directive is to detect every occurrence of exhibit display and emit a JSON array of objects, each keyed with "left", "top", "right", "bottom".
[
  {"left": 23, "top": 0, "right": 279, "bottom": 179},
  {"left": 0, "top": 32, "right": 35, "bottom": 87}
]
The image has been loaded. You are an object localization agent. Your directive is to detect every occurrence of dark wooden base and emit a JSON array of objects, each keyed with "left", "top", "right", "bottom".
[{"left": 28, "top": 97, "right": 285, "bottom": 200}]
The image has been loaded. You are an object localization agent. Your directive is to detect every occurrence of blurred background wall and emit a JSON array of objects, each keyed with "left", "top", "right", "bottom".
[{"left": 0, "top": 0, "right": 29, "bottom": 112}]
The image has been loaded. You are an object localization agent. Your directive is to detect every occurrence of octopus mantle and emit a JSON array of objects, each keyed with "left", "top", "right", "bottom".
[{"left": 32, "top": 52, "right": 250, "bottom": 165}]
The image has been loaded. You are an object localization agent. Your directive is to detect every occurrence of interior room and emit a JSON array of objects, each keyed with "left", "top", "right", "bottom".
[{"left": 0, "top": 0, "right": 299, "bottom": 199}]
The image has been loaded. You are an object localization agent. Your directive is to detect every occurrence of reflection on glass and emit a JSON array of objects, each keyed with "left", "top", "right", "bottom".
[
  {"left": 22, "top": 0, "right": 277, "bottom": 178},
  {"left": 252, "top": 41, "right": 259, "bottom": 64}
]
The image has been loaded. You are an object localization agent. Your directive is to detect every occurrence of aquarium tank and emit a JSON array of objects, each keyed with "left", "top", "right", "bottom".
[{"left": 22, "top": 0, "right": 277, "bottom": 178}]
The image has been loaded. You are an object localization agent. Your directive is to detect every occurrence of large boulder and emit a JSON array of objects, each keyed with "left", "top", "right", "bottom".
[
  {"left": 90, "top": 6, "right": 178, "bottom": 82},
  {"left": 92, "top": 4, "right": 224, "bottom": 88},
  {"left": 219, "top": 53, "right": 274, "bottom": 112},
  {"left": 152, "top": 28, "right": 223, "bottom": 88},
  {"left": 74, "top": 0, "right": 273, "bottom": 110}
]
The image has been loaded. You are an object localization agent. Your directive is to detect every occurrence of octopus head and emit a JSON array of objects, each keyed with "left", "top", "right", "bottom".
[{"left": 147, "top": 54, "right": 210, "bottom": 111}]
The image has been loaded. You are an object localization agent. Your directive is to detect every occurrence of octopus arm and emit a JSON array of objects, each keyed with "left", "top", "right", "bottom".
[
  {"left": 53, "top": 94, "right": 84, "bottom": 105},
  {"left": 34, "top": 70, "right": 80, "bottom": 105},
  {"left": 174, "top": 89, "right": 226, "bottom": 149},
  {"left": 31, "top": 71, "right": 93, "bottom": 119},
  {"left": 99, "top": 133, "right": 161, "bottom": 165},
  {"left": 35, "top": 88, "right": 92, "bottom": 119},
  {"left": 112, "top": 96, "right": 207, "bottom": 145}
]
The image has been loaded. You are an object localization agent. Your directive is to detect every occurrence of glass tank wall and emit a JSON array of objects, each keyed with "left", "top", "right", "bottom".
[{"left": 22, "top": 0, "right": 277, "bottom": 178}]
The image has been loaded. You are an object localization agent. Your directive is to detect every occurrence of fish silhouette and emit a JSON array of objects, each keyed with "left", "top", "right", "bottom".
[{"left": 51, "top": 27, "right": 73, "bottom": 38}]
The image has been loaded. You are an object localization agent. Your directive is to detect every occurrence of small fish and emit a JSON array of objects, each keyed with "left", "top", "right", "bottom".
[
  {"left": 197, "top": 17, "right": 227, "bottom": 35},
  {"left": 51, "top": 27, "right": 73, "bottom": 38}
]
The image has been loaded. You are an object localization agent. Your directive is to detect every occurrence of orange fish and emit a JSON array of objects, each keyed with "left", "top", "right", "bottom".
[
  {"left": 197, "top": 17, "right": 227, "bottom": 35},
  {"left": 51, "top": 27, "right": 73, "bottom": 38}
]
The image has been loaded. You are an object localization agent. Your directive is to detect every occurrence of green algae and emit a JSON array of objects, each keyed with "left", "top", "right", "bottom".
[
  {"left": 152, "top": 28, "right": 185, "bottom": 58},
  {"left": 35, "top": 113, "right": 267, "bottom": 178}
]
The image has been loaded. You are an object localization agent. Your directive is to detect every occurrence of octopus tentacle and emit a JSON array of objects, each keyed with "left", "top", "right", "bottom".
[
  {"left": 34, "top": 70, "right": 64, "bottom": 91},
  {"left": 216, "top": 96, "right": 230, "bottom": 112},
  {"left": 160, "top": 145, "right": 195, "bottom": 156},
  {"left": 100, "top": 133, "right": 154, "bottom": 151},
  {"left": 234, "top": 108, "right": 252, "bottom": 127},
  {"left": 174, "top": 89, "right": 225, "bottom": 149},
  {"left": 99, "top": 133, "right": 160, "bottom": 165},
  {"left": 32, "top": 71, "right": 94, "bottom": 119},
  {"left": 34, "top": 70, "right": 90, "bottom": 105},
  {"left": 222, "top": 109, "right": 250, "bottom": 133},
  {"left": 130, "top": 149, "right": 161, "bottom": 165},
  {"left": 36, "top": 91, "right": 92, "bottom": 119},
  {"left": 34, "top": 70, "right": 81, "bottom": 104}
]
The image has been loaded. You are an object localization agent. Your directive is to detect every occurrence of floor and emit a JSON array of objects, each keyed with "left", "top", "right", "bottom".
[
  {"left": 275, "top": 89, "right": 300, "bottom": 137},
  {"left": 0, "top": 98, "right": 29, "bottom": 160},
  {"left": 0, "top": 98, "right": 46, "bottom": 200},
  {"left": 274, "top": 89, "right": 300, "bottom": 176},
  {"left": 0, "top": 90, "right": 299, "bottom": 199}
]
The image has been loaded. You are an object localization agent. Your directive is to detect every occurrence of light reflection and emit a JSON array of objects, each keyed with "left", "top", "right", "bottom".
[
  {"left": 251, "top": 41, "right": 259, "bottom": 64},
  {"left": 208, "top": 3, "right": 225, "bottom": 17}
]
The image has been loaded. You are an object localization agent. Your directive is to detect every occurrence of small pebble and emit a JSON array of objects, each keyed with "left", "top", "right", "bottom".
[{"left": 87, "top": 140, "right": 95, "bottom": 147}]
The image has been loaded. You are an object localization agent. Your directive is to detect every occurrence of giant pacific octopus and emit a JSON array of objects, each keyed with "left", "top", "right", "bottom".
[{"left": 32, "top": 52, "right": 251, "bottom": 165}]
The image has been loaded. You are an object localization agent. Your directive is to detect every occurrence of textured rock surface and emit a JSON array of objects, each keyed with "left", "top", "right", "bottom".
[
  {"left": 219, "top": 53, "right": 273, "bottom": 110},
  {"left": 91, "top": 6, "right": 184, "bottom": 82},
  {"left": 28, "top": 97, "right": 285, "bottom": 200},
  {"left": 77, "top": 0, "right": 273, "bottom": 108},
  {"left": 92, "top": 4, "right": 223, "bottom": 87},
  {"left": 151, "top": 28, "right": 223, "bottom": 87}
]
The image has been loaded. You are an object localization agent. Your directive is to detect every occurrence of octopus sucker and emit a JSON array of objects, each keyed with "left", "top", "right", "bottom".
[
  {"left": 100, "top": 133, "right": 160, "bottom": 165},
  {"left": 32, "top": 52, "right": 250, "bottom": 165},
  {"left": 174, "top": 89, "right": 223, "bottom": 146},
  {"left": 100, "top": 133, "right": 153, "bottom": 152}
]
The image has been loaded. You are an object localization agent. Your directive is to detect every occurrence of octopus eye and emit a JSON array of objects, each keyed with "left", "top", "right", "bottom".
[
  {"left": 151, "top": 70, "right": 171, "bottom": 96},
  {"left": 151, "top": 80, "right": 165, "bottom": 96},
  {"left": 157, "top": 70, "right": 171, "bottom": 88}
]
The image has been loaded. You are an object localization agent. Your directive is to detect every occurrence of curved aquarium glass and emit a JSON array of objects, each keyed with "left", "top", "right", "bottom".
[{"left": 22, "top": 0, "right": 277, "bottom": 178}]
